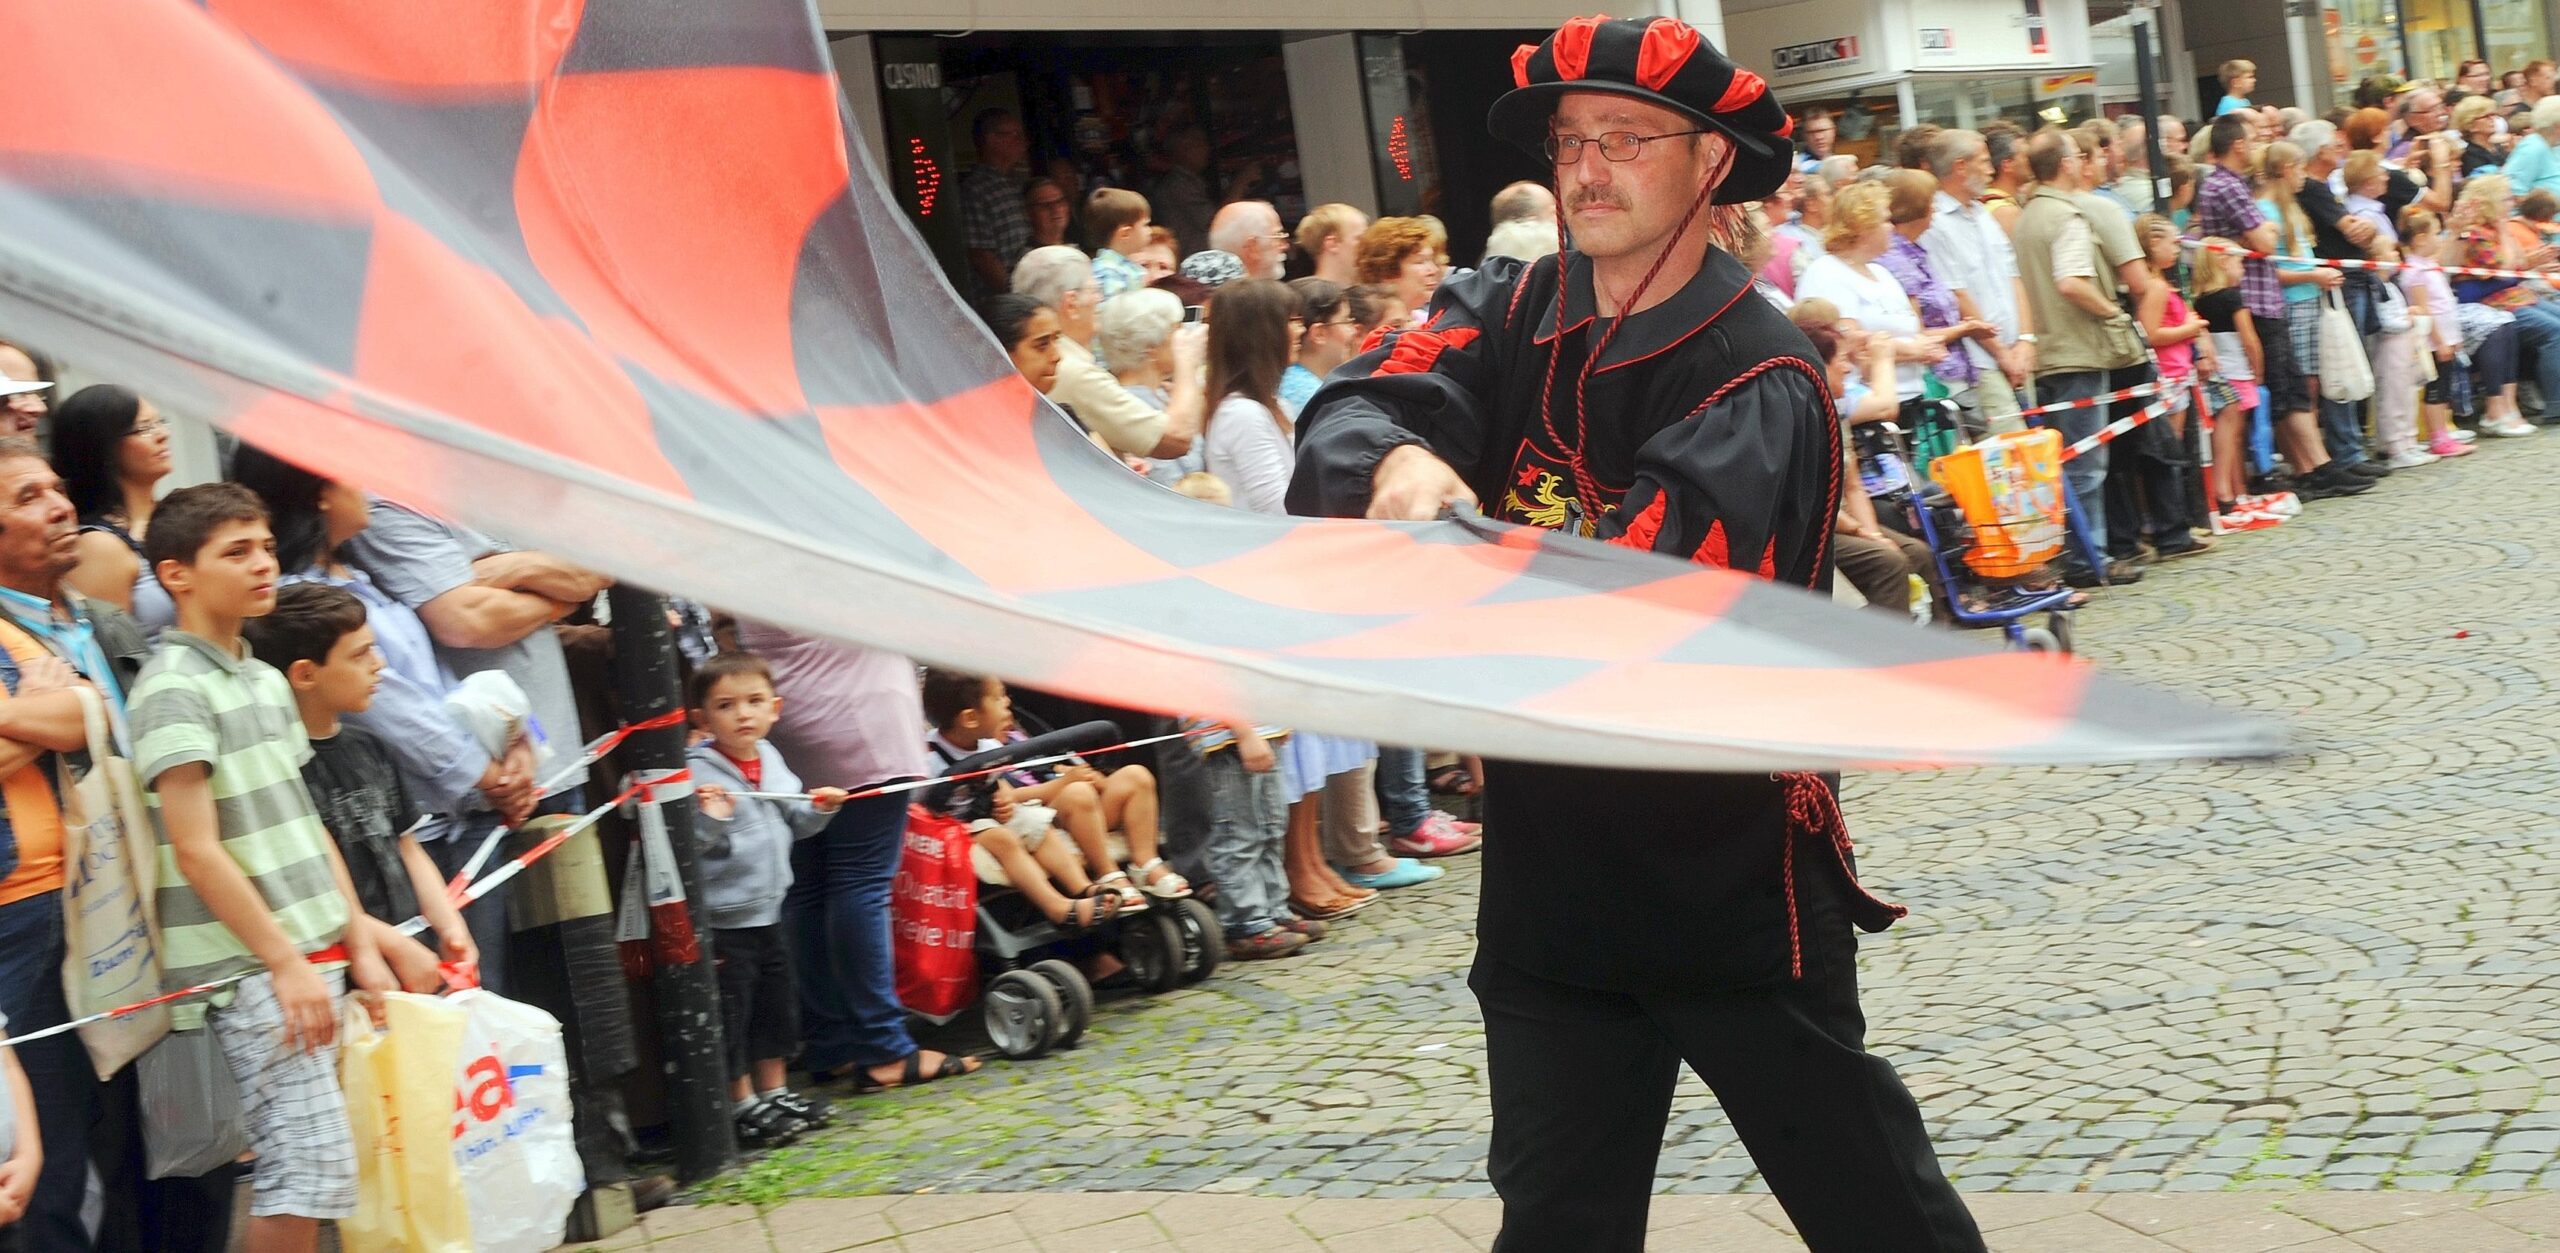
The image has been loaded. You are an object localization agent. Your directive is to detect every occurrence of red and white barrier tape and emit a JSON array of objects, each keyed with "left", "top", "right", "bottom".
[
  {"left": 2187, "top": 237, "right": 2557, "bottom": 284},
  {"left": 0, "top": 721, "right": 1234, "bottom": 1047},
  {"left": 2059, "top": 399, "right": 2173, "bottom": 460},
  {"left": 447, "top": 707, "right": 691, "bottom": 899},
  {"left": 1983, "top": 379, "right": 2160, "bottom": 428},
  {"left": 722, "top": 727, "right": 1210, "bottom": 805}
]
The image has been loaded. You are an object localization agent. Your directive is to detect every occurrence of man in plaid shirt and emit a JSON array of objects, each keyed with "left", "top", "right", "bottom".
[
  {"left": 2191, "top": 117, "right": 2295, "bottom": 392},
  {"left": 959, "top": 109, "right": 1033, "bottom": 299},
  {"left": 2190, "top": 113, "right": 2370, "bottom": 500}
]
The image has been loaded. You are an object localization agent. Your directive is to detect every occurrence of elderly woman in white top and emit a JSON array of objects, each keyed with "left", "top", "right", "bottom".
[
  {"left": 1792, "top": 181, "right": 1958, "bottom": 402},
  {"left": 1198, "top": 277, "right": 1441, "bottom": 911},
  {"left": 1095, "top": 288, "right": 1208, "bottom": 485}
]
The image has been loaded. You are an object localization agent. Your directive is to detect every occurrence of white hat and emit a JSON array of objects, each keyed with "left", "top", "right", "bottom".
[{"left": 0, "top": 377, "right": 50, "bottom": 398}]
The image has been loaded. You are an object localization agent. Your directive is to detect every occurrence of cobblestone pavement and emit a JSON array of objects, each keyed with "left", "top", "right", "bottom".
[
  {"left": 594, "top": 1190, "right": 2560, "bottom": 1251},
  {"left": 673, "top": 435, "right": 2560, "bottom": 1217}
]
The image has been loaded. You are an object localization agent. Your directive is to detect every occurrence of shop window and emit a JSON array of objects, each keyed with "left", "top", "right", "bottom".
[
  {"left": 2483, "top": 0, "right": 2551, "bottom": 81},
  {"left": 2323, "top": 0, "right": 2407, "bottom": 109},
  {"left": 1910, "top": 77, "right": 2101, "bottom": 134}
]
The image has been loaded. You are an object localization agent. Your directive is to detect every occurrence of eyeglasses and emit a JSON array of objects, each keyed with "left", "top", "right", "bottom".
[
  {"left": 1545, "top": 128, "right": 1713, "bottom": 165},
  {"left": 1028, "top": 197, "right": 1068, "bottom": 210}
]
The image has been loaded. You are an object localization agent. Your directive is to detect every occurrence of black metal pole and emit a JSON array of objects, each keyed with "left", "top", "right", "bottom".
[
  {"left": 2134, "top": 13, "right": 2167, "bottom": 209},
  {"left": 607, "top": 584, "right": 737, "bottom": 1182}
]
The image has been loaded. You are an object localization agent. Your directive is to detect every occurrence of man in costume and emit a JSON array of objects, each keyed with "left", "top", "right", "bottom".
[{"left": 1290, "top": 17, "right": 1986, "bottom": 1251}]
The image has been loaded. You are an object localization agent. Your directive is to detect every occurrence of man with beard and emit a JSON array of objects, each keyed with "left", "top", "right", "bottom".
[{"left": 1291, "top": 16, "right": 1985, "bottom": 1252}]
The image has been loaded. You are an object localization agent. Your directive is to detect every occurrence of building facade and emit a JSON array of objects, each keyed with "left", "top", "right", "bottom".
[{"left": 818, "top": 0, "right": 2548, "bottom": 289}]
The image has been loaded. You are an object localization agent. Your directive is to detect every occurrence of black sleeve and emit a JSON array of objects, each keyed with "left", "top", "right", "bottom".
[
  {"left": 1287, "top": 257, "right": 1531, "bottom": 518},
  {"left": 2196, "top": 288, "right": 2240, "bottom": 332},
  {"left": 2382, "top": 168, "right": 2423, "bottom": 218},
  {"left": 2295, "top": 182, "right": 2359, "bottom": 259},
  {"left": 1590, "top": 358, "right": 1841, "bottom": 593}
]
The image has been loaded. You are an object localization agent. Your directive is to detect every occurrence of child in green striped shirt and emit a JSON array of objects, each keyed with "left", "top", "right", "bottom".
[{"left": 132, "top": 484, "right": 390, "bottom": 1246}]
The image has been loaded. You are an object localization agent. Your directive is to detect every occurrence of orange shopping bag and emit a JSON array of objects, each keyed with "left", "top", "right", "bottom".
[{"left": 1929, "top": 428, "right": 2066, "bottom": 579}]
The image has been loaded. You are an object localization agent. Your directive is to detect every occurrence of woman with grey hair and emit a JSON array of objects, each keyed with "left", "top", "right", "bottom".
[{"left": 1095, "top": 287, "right": 1209, "bottom": 485}]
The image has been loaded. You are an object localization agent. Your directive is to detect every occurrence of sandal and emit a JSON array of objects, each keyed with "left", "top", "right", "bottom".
[
  {"left": 1083, "top": 879, "right": 1146, "bottom": 913},
  {"left": 1289, "top": 894, "right": 1374, "bottom": 921},
  {"left": 734, "top": 1097, "right": 804, "bottom": 1149},
  {"left": 1093, "top": 870, "right": 1146, "bottom": 910},
  {"left": 1426, "top": 763, "right": 1479, "bottom": 796},
  {"left": 1051, "top": 892, "right": 1123, "bottom": 936},
  {"left": 848, "top": 1050, "right": 981, "bottom": 1094},
  {"left": 1135, "top": 858, "right": 1193, "bottom": 899}
]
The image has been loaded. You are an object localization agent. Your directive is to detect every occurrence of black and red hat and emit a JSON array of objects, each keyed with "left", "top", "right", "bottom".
[{"left": 1488, "top": 14, "right": 1795, "bottom": 204}]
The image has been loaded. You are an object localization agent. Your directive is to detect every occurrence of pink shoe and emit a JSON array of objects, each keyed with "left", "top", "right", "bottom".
[
  {"left": 1431, "top": 809, "right": 1483, "bottom": 837},
  {"left": 2429, "top": 435, "right": 2475, "bottom": 457},
  {"left": 1389, "top": 812, "right": 1484, "bottom": 858}
]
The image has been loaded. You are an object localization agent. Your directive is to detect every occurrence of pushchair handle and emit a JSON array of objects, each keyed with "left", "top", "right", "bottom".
[{"left": 924, "top": 719, "right": 1123, "bottom": 816}]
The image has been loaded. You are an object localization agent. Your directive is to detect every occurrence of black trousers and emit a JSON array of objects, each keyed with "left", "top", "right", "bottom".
[{"left": 1471, "top": 913, "right": 1984, "bottom": 1253}]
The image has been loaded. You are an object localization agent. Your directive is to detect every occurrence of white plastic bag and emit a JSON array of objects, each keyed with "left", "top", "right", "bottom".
[
  {"left": 445, "top": 669, "right": 555, "bottom": 773},
  {"left": 449, "top": 990, "right": 584, "bottom": 1253},
  {"left": 2319, "top": 289, "right": 2375, "bottom": 402}
]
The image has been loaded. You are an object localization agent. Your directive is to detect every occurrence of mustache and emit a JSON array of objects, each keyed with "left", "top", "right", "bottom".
[{"left": 1568, "top": 189, "right": 1629, "bottom": 213}]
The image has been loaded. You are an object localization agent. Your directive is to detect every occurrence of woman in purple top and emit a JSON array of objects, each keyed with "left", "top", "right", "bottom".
[
  {"left": 732, "top": 621, "right": 981, "bottom": 1090},
  {"left": 1877, "top": 170, "right": 1989, "bottom": 405}
]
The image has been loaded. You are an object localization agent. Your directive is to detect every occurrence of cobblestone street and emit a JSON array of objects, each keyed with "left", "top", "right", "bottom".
[{"left": 629, "top": 434, "right": 2560, "bottom": 1244}]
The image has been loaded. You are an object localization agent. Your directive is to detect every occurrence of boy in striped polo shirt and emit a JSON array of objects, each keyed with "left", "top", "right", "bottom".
[{"left": 132, "top": 484, "right": 391, "bottom": 1250}]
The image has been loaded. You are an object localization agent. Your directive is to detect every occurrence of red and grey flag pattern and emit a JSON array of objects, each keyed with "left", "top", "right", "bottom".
[{"left": 0, "top": 1, "right": 2278, "bottom": 771}]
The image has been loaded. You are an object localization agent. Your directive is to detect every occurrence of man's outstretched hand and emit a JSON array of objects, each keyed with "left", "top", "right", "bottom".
[{"left": 1368, "top": 444, "right": 1478, "bottom": 521}]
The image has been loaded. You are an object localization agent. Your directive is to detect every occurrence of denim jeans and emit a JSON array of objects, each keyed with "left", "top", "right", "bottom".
[
  {"left": 2037, "top": 370, "right": 2111, "bottom": 577},
  {"left": 1201, "top": 753, "right": 1290, "bottom": 938},
  {"left": 0, "top": 895, "right": 90, "bottom": 1250},
  {"left": 784, "top": 792, "right": 916, "bottom": 1073},
  {"left": 2316, "top": 283, "right": 2374, "bottom": 465},
  {"left": 429, "top": 826, "right": 509, "bottom": 996},
  {"left": 1373, "top": 746, "right": 1430, "bottom": 839},
  {"left": 2510, "top": 298, "right": 2560, "bottom": 412}
]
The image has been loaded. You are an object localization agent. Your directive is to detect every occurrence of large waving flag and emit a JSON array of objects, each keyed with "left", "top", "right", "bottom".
[{"left": 0, "top": 0, "right": 2277, "bottom": 771}]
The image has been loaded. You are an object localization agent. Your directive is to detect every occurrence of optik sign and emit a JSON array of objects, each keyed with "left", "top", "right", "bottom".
[{"left": 1772, "top": 36, "right": 1860, "bottom": 74}]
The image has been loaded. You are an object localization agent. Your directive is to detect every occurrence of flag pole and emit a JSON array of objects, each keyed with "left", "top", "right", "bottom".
[{"left": 609, "top": 585, "right": 738, "bottom": 1180}]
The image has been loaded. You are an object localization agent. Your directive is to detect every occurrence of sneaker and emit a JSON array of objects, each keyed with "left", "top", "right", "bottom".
[
  {"left": 2484, "top": 416, "right": 2538, "bottom": 437},
  {"left": 2237, "top": 491, "right": 2302, "bottom": 517},
  {"left": 2294, "top": 472, "right": 2367, "bottom": 500},
  {"left": 1431, "top": 809, "right": 1484, "bottom": 838},
  {"left": 2450, "top": 427, "right": 2479, "bottom": 443},
  {"left": 1389, "top": 813, "right": 1483, "bottom": 858},
  {"left": 2428, "top": 435, "right": 2476, "bottom": 457},
  {"left": 1227, "top": 929, "right": 1312, "bottom": 960},
  {"left": 763, "top": 1089, "right": 834, "bottom": 1132},
  {"left": 2344, "top": 459, "right": 2391, "bottom": 478},
  {"left": 2382, "top": 447, "right": 2440, "bottom": 469},
  {"left": 734, "top": 1098, "right": 803, "bottom": 1150},
  {"left": 2215, "top": 510, "right": 2283, "bottom": 532}
]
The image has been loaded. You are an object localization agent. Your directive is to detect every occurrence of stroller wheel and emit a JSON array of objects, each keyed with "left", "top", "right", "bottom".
[
  {"left": 1028, "top": 958, "right": 1093, "bottom": 1049},
  {"left": 982, "top": 969, "right": 1063, "bottom": 1059},
  {"left": 2045, "top": 612, "right": 2076, "bottom": 655},
  {"left": 2017, "top": 625, "right": 2064, "bottom": 653},
  {"left": 1117, "top": 912, "right": 1185, "bottom": 995},
  {"left": 1169, "top": 898, "right": 1224, "bottom": 985}
]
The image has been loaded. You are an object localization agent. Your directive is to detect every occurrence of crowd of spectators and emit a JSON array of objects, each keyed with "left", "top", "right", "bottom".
[{"left": 6, "top": 55, "right": 2560, "bottom": 1246}]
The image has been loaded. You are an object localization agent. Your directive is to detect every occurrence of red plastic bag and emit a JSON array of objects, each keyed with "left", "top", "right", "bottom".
[{"left": 892, "top": 806, "right": 979, "bottom": 1019}]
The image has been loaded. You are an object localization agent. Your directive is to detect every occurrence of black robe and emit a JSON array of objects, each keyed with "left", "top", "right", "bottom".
[{"left": 1290, "top": 249, "right": 1904, "bottom": 992}]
